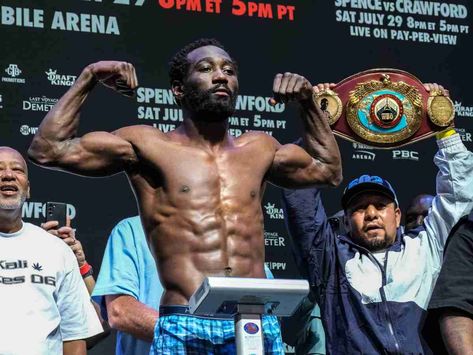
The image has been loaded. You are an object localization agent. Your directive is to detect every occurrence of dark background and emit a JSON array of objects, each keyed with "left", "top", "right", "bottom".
[{"left": 1, "top": 1, "right": 472, "bottom": 353}]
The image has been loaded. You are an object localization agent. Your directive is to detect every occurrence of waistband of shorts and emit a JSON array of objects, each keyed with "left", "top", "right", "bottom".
[{"left": 159, "top": 305, "right": 234, "bottom": 319}]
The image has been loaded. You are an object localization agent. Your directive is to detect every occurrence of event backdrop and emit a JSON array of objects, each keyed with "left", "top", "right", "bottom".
[{"left": 1, "top": 0, "right": 472, "bottom": 353}]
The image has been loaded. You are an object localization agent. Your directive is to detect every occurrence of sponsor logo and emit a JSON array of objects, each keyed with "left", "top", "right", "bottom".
[
  {"left": 22, "top": 201, "right": 76, "bottom": 220},
  {"left": 392, "top": 150, "right": 419, "bottom": 161},
  {"left": 265, "top": 261, "right": 287, "bottom": 271},
  {"left": 456, "top": 128, "right": 472, "bottom": 142},
  {"left": 454, "top": 101, "right": 473, "bottom": 118},
  {"left": 264, "top": 231, "right": 286, "bottom": 247},
  {"left": 0, "top": 94, "right": 3, "bottom": 109},
  {"left": 22, "top": 96, "right": 58, "bottom": 112},
  {"left": 352, "top": 143, "right": 376, "bottom": 160},
  {"left": 20, "top": 125, "right": 39, "bottom": 136},
  {"left": 244, "top": 322, "right": 260, "bottom": 335},
  {"left": 5, "top": 64, "right": 21, "bottom": 77},
  {"left": 45, "top": 69, "right": 76, "bottom": 86},
  {"left": 2, "top": 64, "right": 26, "bottom": 84},
  {"left": 284, "top": 344, "right": 296, "bottom": 353},
  {"left": 263, "top": 203, "right": 284, "bottom": 220}
]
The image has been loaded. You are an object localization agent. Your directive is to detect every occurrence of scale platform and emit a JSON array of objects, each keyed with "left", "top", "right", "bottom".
[{"left": 189, "top": 277, "right": 309, "bottom": 317}]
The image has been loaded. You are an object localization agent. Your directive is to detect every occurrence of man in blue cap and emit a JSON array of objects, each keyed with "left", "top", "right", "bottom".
[{"left": 282, "top": 127, "right": 473, "bottom": 354}]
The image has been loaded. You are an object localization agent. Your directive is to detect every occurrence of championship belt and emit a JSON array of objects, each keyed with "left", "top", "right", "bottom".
[{"left": 313, "top": 69, "right": 454, "bottom": 148}]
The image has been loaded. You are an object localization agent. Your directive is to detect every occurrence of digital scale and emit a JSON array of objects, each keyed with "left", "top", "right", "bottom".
[{"left": 189, "top": 277, "right": 309, "bottom": 355}]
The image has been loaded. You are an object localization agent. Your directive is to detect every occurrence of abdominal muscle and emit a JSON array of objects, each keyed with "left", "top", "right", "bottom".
[{"left": 142, "top": 197, "right": 266, "bottom": 306}]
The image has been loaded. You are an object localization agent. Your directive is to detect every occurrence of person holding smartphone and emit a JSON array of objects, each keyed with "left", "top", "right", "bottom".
[
  {"left": 0, "top": 146, "right": 103, "bottom": 355},
  {"left": 42, "top": 216, "right": 111, "bottom": 350}
]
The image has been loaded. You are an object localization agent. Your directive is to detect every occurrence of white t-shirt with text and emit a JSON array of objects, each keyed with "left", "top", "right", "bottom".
[{"left": 0, "top": 222, "right": 102, "bottom": 355}]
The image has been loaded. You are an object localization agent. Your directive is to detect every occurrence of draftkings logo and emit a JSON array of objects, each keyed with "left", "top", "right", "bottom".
[
  {"left": 352, "top": 143, "right": 376, "bottom": 161},
  {"left": 23, "top": 96, "right": 58, "bottom": 112},
  {"left": 264, "top": 231, "right": 286, "bottom": 247},
  {"left": 45, "top": 69, "right": 77, "bottom": 86},
  {"left": 2, "top": 64, "right": 26, "bottom": 84},
  {"left": 454, "top": 101, "right": 473, "bottom": 118},
  {"left": 263, "top": 202, "right": 284, "bottom": 220}
]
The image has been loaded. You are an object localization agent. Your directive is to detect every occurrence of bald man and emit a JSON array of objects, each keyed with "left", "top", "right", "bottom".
[
  {"left": 0, "top": 147, "right": 102, "bottom": 355},
  {"left": 405, "top": 194, "right": 434, "bottom": 232}
]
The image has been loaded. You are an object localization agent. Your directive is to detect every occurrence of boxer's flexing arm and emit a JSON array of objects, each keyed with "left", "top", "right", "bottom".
[
  {"left": 28, "top": 61, "right": 139, "bottom": 177},
  {"left": 268, "top": 76, "right": 342, "bottom": 188}
]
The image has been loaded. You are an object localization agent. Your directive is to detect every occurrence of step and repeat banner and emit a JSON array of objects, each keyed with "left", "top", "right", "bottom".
[{"left": 1, "top": 1, "right": 472, "bottom": 353}]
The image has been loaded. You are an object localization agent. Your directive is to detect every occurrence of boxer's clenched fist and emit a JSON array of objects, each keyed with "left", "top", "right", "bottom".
[
  {"left": 86, "top": 61, "right": 138, "bottom": 97},
  {"left": 272, "top": 72, "right": 313, "bottom": 104}
]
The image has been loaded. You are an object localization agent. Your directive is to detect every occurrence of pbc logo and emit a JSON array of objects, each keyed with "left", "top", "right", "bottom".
[
  {"left": 392, "top": 150, "right": 419, "bottom": 161},
  {"left": 264, "top": 203, "right": 284, "bottom": 220}
]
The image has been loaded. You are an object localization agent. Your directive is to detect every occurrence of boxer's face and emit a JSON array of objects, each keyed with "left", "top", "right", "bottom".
[
  {"left": 345, "top": 192, "right": 400, "bottom": 252},
  {"left": 0, "top": 148, "right": 30, "bottom": 211},
  {"left": 405, "top": 195, "right": 433, "bottom": 231},
  {"left": 180, "top": 45, "right": 239, "bottom": 120}
]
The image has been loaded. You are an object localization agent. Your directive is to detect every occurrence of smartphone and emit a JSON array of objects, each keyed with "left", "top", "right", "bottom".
[{"left": 44, "top": 202, "right": 67, "bottom": 228}]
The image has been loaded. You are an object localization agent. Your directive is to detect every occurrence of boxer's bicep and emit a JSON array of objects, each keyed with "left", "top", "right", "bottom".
[
  {"left": 268, "top": 143, "right": 325, "bottom": 188},
  {"left": 30, "top": 130, "right": 138, "bottom": 177}
]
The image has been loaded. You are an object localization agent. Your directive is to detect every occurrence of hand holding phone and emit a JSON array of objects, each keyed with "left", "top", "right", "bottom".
[{"left": 44, "top": 202, "right": 67, "bottom": 229}]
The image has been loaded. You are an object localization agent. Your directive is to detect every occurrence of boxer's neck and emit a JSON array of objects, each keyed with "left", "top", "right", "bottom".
[{"left": 179, "top": 117, "right": 232, "bottom": 149}]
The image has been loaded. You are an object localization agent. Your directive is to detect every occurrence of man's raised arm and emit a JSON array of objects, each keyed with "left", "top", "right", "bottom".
[
  {"left": 268, "top": 76, "right": 342, "bottom": 189},
  {"left": 28, "top": 61, "right": 139, "bottom": 177}
]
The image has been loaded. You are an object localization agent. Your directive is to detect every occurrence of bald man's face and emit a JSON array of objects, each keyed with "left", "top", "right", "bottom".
[
  {"left": 0, "top": 148, "right": 30, "bottom": 211},
  {"left": 405, "top": 195, "right": 433, "bottom": 231}
]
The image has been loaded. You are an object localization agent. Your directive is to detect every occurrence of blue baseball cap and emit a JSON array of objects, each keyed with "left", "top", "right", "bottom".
[{"left": 342, "top": 174, "right": 399, "bottom": 210}]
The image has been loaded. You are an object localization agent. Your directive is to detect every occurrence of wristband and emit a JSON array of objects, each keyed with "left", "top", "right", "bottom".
[
  {"left": 436, "top": 128, "right": 456, "bottom": 140},
  {"left": 81, "top": 267, "right": 94, "bottom": 279},
  {"left": 79, "top": 261, "right": 92, "bottom": 276}
]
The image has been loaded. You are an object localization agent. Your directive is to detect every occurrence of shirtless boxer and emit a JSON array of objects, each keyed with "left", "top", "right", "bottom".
[{"left": 28, "top": 38, "right": 342, "bottom": 354}]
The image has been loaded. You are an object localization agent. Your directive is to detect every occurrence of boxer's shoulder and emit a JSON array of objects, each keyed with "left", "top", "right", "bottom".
[
  {"left": 113, "top": 124, "right": 167, "bottom": 141},
  {"left": 235, "top": 130, "right": 278, "bottom": 148}
]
